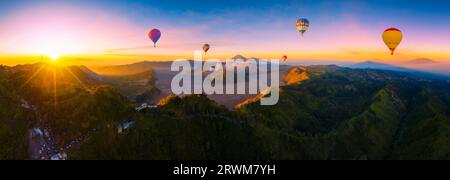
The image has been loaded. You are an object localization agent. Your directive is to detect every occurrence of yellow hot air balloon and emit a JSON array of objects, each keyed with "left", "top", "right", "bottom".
[{"left": 382, "top": 28, "right": 403, "bottom": 55}]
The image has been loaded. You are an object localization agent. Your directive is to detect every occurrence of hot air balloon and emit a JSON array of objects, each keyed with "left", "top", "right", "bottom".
[
  {"left": 282, "top": 55, "right": 288, "bottom": 61},
  {"left": 203, "top": 44, "right": 210, "bottom": 53},
  {"left": 148, "top": 29, "right": 161, "bottom": 48},
  {"left": 296, "top": 18, "right": 310, "bottom": 36},
  {"left": 382, "top": 28, "right": 403, "bottom": 55}
]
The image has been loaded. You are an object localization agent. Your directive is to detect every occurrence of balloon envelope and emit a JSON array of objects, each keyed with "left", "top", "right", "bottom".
[
  {"left": 282, "top": 55, "right": 288, "bottom": 61},
  {"left": 382, "top": 28, "right": 403, "bottom": 55},
  {"left": 296, "top": 18, "right": 310, "bottom": 36},
  {"left": 203, "top": 44, "right": 210, "bottom": 53},
  {"left": 148, "top": 29, "right": 161, "bottom": 48}
]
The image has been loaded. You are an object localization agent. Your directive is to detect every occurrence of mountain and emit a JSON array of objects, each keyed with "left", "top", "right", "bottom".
[
  {"left": 282, "top": 65, "right": 341, "bottom": 85},
  {"left": 0, "top": 66, "right": 37, "bottom": 159},
  {"left": 0, "top": 63, "right": 134, "bottom": 159},
  {"left": 90, "top": 61, "right": 169, "bottom": 103},
  {"left": 350, "top": 61, "right": 450, "bottom": 80},
  {"left": 351, "top": 61, "right": 411, "bottom": 72},
  {"left": 232, "top": 54, "right": 247, "bottom": 60},
  {"left": 2, "top": 62, "right": 449, "bottom": 160},
  {"left": 77, "top": 65, "right": 104, "bottom": 81},
  {"left": 70, "top": 65, "right": 450, "bottom": 160},
  {"left": 101, "top": 70, "right": 159, "bottom": 103},
  {"left": 396, "top": 59, "right": 450, "bottom": 76},
  {"left": 90, "top": 61, "right": 172, "bottom": 76},
  {"left": 404, "top": 58, "right": 437, "bottom": 65},
  {"left": 90, "top": 59, "right": 288, "bottom": 107}
]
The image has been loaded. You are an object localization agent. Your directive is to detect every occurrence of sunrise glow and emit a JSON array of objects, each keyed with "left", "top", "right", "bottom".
[
  {"left": 0, "top": 0, "right": 449, "bottom": 66},
  {"left": 1, "top": 0, "right": 450, "bottom": 162}
]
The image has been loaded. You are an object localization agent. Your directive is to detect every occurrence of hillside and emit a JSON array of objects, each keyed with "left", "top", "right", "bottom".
[
  {"left": 90, "top": 59, "right": 292, "bottom": 107},
  {"left": 0, "top": 66, "right": 37, "bottom": 159},
  {"left": 101, "top": 70, "right": 159, "bottom": 103},
  {"left": 1, "top": 63, "right": 449, "bottom": 160},
  {"left": 70, "top": 65, "right": 450, "bottom": 160},
  {"left": 0, "top": 63, "right": 135, "bottom": 159}
]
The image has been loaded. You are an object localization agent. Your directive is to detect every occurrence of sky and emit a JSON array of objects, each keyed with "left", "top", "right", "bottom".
[{"left": 1, "top": 0, "right": 450, "bottom": 66}]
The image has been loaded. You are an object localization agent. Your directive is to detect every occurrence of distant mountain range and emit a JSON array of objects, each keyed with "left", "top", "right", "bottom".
[
  {"left": 90, "top": 61, "right": 172, "bottom": 76},
  {"left": 403, "top": 58, "right": 437, "bottom": 65},
  {"left": 2, "top": 61, "right": 450, "bottom": 160},
  {"left": 70, "top": 64, "right": 450, "bottom": 160},
  {"left": 351, "top": 61, "right": 410, "bottom": 71},
  {"left": 349, "top": 61, "right": 450, "bottom": 80},
  {"left": 232, "top": 54, "right": 247, "bottom": 60}
]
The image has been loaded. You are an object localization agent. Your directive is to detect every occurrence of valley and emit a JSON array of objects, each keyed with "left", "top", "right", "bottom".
[{"left": 0, "top": 59, "right": 449, "bottom": 160}]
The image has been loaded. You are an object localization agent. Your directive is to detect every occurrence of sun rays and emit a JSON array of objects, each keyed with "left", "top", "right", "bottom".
[{"left": 19, "top": 61, "right": 91, "bottom": 112}]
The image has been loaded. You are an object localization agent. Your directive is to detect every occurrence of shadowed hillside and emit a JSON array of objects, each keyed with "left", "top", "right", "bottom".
[
  {"left": 70, "top": 65, "right": 450, "bottom": 160},
  {"left": 0, "top": 63, "right": 135, "bottom": 159}
]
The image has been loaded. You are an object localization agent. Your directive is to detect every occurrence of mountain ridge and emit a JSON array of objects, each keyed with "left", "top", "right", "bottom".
[
  {"left": 68, "top": 64, "right": 450, "bottom": 160},
  {"left": 350, "top": 61, "right": 450, "bottom": 80},
  {"left": 403, "top": 58, "right": 437, "bottom": 65}
]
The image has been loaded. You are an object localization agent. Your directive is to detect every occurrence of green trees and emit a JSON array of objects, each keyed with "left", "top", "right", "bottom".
[
  {"left": 1, "top": 63, "right": 449, "bottom": 160},
  {"left": 0, "top": 64, "right": 135, "bottom": 159},
  {"left": 0, "top": 67, "right": 37, "bottom": 159},
  {"left": 72, "top": 66, "right": 450, "bottom": 160}
]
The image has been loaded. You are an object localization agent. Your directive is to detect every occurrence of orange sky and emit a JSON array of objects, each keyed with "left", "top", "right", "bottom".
[{"left": 1, "top": 3, "right": 450, "bottom": 66}]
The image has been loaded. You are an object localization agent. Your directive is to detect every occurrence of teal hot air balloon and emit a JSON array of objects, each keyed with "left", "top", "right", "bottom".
[
  {"left": 296, "top": 18, "right": 310, "bottom": 36},
  {"left": 148, "top": 29, "right": 161, "bottom": 48}
]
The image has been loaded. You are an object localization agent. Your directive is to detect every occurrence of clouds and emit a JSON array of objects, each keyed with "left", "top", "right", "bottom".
[
  {"left": 0, "top": 4, "right": 212, "bottom": 57},
  {"left": 0, "top": 0, "right": 450, "bottom": 65},
  {"left": 0, "top": 5, "right": 140, "bottom": 55}
]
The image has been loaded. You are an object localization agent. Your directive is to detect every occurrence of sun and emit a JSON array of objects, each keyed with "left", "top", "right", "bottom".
[
  {"left": 41, "top": 48, "right": 62, "bottom": 62},
  {"left": 47, "top": 53, "right": 60, "bottom": 62},
  {"left": 38, "top": 42, "right": 81, "bottom": 63}
]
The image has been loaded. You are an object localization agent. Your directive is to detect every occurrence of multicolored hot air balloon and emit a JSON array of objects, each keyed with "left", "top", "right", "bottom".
[
  {"left": 203, "top": 44, "right": 210, "bottom": 53},
  {"left": 282, "top": 55, "right": 288, "bottom": 62},
  {"left": 148, "top": 29, "right": 161, "bottom": 48},
  {"left": 296, "top": 18, "right": 310, "bottom": 36},
  {"left": 382, "top": 28, "right": 403, "bottom": 55}
]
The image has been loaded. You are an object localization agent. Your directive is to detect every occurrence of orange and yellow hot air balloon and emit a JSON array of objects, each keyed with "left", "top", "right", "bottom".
[{"left": 382, "top": 28, "right": 403, "bottom": 55}]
